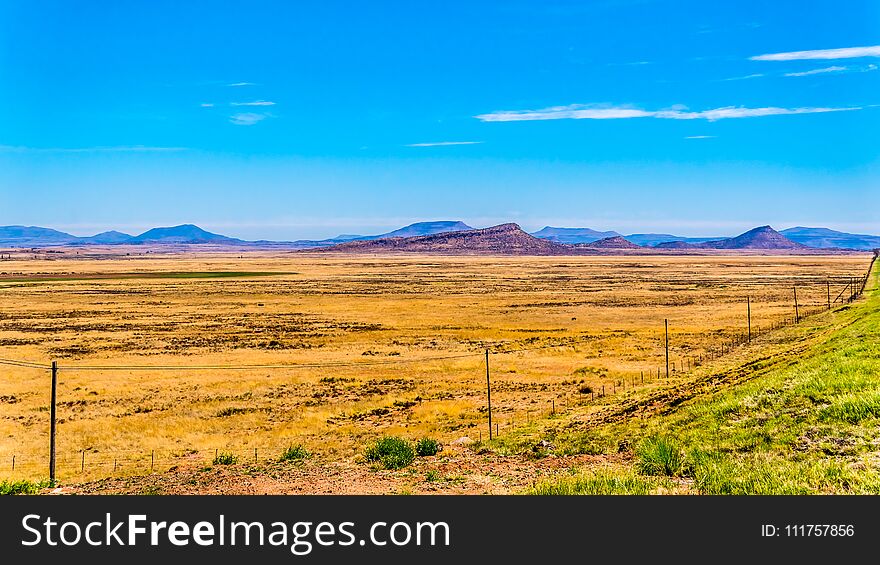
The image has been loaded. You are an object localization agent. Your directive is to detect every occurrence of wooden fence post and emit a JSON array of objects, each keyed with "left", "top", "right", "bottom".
[
  {"left": 49, "top": 361, "right": 57, "bottom": 485},
  {"left": 485, "top": 350, "right": 492, "bottom": 440}
]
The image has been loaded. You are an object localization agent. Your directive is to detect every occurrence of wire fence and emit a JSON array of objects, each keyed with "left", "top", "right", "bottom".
[{"left": 0, "top": 256, "right": 875, "bottom": 482}]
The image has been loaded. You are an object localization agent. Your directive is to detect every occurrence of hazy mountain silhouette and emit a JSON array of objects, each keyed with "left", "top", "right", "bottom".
[
  {"left": 623, "top": 233, "right": 721, "bottom": 247},
  {"left": 128, "top": 224, "right": 241, "bottom": 244},
  {"left": 531, "top": 226, "right": 620, "bottom": 244},
  {"left": 780, "top": 227, "right": 880, "bottom": 250}
]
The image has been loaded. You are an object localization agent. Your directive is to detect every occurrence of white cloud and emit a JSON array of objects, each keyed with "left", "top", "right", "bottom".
[
  {"left": 750, "top": 45, "right": 880, "bottom": 61},
  {"left": 0, "top": 145, "right": 188, "bottom": 153},
  {"left": 684, "top": 135, "right": 716, "bottom": 139},
  {"left": 720, "top": 73, "right": 765, "bottom": 81},
  {"left": 783, "top": 66, "right": 847, "bottom": 77},
  {"left": 405, "top": 141, "right": 483, "bottom": 147},
  {"left": 227, "top": 82, "right": 257, "bottom": 87},
  {"left": 476, "top": 105, "right": 654, "bottom": 122},
  {"left": 230, "top": 100, "right": 276, "bottom": 106},
  {"left": 475, "top": 104, "right": 860, "bottom": 122},
  {"left": 783, "top": 64, "right": 877, "bottom": 77},
  {"left": 229, "top": 112, "right": 270, "bottom": 126},
  {"left": 200, "top": 103, "right": 215, "bottom": 107}
]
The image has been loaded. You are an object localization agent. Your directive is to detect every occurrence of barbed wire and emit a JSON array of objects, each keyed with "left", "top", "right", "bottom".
[{"left": 0, "top": 357, "right": 49, "bottom": 369}]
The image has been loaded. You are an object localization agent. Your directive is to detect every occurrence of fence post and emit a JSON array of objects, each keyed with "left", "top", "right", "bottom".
[
  {"left": 81, "top": 450, "right": 84, "bottom": 472},
  {"left": 485, "top": 349, "right": 492, "bottom": 441},
  {"left": 664, "top": 319, "right": 669, "bottom": 379},
  {"left": 794, "top": 287, "right": 799, "bottom": 322},
  {"left": 49, "top": 360, "right": 57, "bottom": 486},
  {"left": 747, "top": 296, "right": 751, "bottom": 343},
  {"left": 827, "top": 280, "right": 831, "bottom": 310},
  {"left": 151, "top": 450, "right": 155, "bottom": 471}
]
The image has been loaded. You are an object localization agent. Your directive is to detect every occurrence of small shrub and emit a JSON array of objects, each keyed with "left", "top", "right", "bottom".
[
  {"left": 216, "top": 407, "right": 252, "bottom": 418},
  {"left": 416, "top": 438, "right": 442, "bottom": 457},
  {"left": 425, "top": 470, "right": 440, "bottom": 482},
  {"left": 280, "top": 444, "right": 310, "bottom": 462},
  {"left": 213, "top": 452, "right": 238, "bottom": 465},
  {"left": 365, "top": 437, "right": 415, "bottom": 469},
  {"left": 578, "top": 385, "right": 593, "bottom": 394},
  {"left": 636, "top": 436, "right": 685, "bottom": 477}
]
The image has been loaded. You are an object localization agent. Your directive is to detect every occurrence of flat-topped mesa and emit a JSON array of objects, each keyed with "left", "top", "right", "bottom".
[{"left": 318, "top": 222, "right": 578, "bottom": 255}]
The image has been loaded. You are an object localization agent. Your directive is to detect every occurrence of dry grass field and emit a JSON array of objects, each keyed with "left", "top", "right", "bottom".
[{"left": 0, "top": 250, "right": 872, "bottom": 492}]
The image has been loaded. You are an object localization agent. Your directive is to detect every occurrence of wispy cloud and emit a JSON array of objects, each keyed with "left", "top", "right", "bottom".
[
  {"left": 229, "top": 112, "right": 271, "bottom": 126},
  {"left": 227, "top": 82, "right": 257, "bottom": 87},
  {"left": 685, "top": 135, "right": 716, "bottom": 139},
  {"left": 0, "top": 145, "right": 188, "bottom": 153},
  {"left": 405, "top": 141, "right": 483, "bottom": 147},
  {"left": 720, "top": 73, "right": 765, "bottom": 81},
  {"left": 200, "top": 103, "right": 215, "bottom": 107},
  {"left": 475, "top": 103, "right": 861, "bottom": 122},
  {"left": 230, "top": 100, "right": 276, "bottom": 107},
  {"left": 750, "top": 45, "right": 880, "bottom": 61},
  {"left": 783, "top": 64, "right": 877, "bottom": 77},
  {"left": 783, "top": 66, "right": 847, "bottom": 77}
]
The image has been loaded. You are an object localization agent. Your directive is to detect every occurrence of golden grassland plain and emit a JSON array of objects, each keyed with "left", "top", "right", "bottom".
[{"left": 0, "top": 251, "right": 872, "bottom": 490}]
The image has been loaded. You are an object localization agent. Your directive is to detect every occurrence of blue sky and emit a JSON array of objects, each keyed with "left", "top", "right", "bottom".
[{"left": 1, "top": 0, "right": 878, "bottom": 239}]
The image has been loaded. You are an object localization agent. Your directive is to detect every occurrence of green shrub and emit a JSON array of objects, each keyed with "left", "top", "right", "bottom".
[
  {"left": 365, "top": 437, "right": 415, "bottom": 469},
  {"left": 213, "top": 452, "right": 238, "bottom": 465},
  {"left": 0, "top": 479, "right": 51, "bottom": 495},
  {"left": 636, "top": 436, "right": 685, "bottom": 477},
  {"left": 280, "top": 444, "right": 310, "bottom": 462},
  {"left": 415, "top": 438, "right": 441, "bottom": 457}
]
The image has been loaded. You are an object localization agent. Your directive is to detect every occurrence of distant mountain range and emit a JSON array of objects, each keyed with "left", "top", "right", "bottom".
[
  {"left": 1, "top": 221, "right": 878, "bottom": 252},
  {"left": 655, "top": 226, "right": 804, "bottom": 250},
  {"left": 621, "top": 234, "right": 722, "bottom": 247},
  {"left": 292, "top": 221, "right": 473, "bottom": 247},
  {"left": 324, "top": 223, "right": 571, "bottom": 255},
  {"left": 320, "top": 224, "right": 847, "bottom": 255},
  {"left": 779, "top": 227, "right": 880, "bottom": 251},
  {"left": 529, "top": 226, "right": 620, "bottom": 244}
]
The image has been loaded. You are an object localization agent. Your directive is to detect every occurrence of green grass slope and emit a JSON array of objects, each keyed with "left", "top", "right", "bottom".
[{"left": 530, "top": 257, "right": 880, "bottom": 494}]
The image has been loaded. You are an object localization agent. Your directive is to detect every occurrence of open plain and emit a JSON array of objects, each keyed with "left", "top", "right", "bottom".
[{"left": 0, "top": 250, "right": 873, "bottom": 493}]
